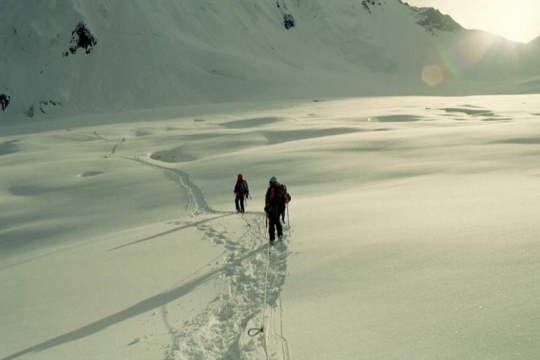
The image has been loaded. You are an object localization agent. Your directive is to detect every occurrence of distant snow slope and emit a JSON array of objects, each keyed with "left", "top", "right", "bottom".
[{"left": 1, "top": 0, "right": 539, "bottom": 119}]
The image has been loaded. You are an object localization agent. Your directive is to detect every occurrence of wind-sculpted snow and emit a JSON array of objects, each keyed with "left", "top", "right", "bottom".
[
  {"left": 0, "top": 140, "right": 19, "bottom": 156},
  {"left": 220, "top": 117, "right": 283, "bottom": 129},
  {"left": 442, "top": 107, "right": 496, "bottom": 117},
  {"left": 77, "top": 171, "right": 104, "bottom": 178},
  {"left": 3, "top": 96, "right": 540, "bottom": 360},
  {"left": 493, "top": 137, "right": 540, "bottom": 145},
  {"left": 263, "top": 128, "right": 363, "bottom": 145},
  {"left": 8, "top": 185, "right": 50, "bottom": 197},
  {"left": 369, "top": 115, "right": 423, "bottom": 122}
]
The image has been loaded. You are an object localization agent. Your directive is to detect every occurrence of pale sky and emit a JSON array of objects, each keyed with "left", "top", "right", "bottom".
[{"left": 405, "top": 0, "right": 540, "bottom": 43}]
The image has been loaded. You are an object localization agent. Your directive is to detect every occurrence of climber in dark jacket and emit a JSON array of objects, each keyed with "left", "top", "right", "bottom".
[
  {"left": 234, "top": 174, "right": 249, "bottom": 213},
  {"left": 264, "top": 176, "right": 283, "bottom": 244}
]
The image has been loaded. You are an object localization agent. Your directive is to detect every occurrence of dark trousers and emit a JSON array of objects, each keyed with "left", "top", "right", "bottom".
[
  {"left": 279, "top": 206, "right": 286, "bottom": 223},
  {"left": 268, "top": 211, "right": 283, "bottom": 241},
  {"left": 235, "top": 196, "right": 244, "bottom": 213}
]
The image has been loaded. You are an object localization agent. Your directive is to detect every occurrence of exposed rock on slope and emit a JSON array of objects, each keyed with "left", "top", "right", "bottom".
[
  {"left": 63, "top": 21, "right": 97, "bottom": 57},
  {"left": 0, "top": 95, "right": 10, "bottom": 111},
  {"left": 412, "top": 7, "right": 464, "bottom": 34}
]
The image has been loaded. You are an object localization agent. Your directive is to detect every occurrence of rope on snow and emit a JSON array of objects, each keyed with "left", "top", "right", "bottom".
[
  {"left": 248, "top": 224, "right": 272, "bottom": 335},
  {"left": 247, "top": 214, "right": 273, "bottom": 360}
]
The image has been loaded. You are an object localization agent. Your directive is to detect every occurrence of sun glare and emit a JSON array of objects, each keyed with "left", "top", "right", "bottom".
[
  {"left": 497, "top": 8, "right": 523, "bottom": 42},
  {"left": 406, "top": 0, "right": 540, "bottom": 44},
  {"left": 421, "top": 31, "right": 499, "bottom": 87}
]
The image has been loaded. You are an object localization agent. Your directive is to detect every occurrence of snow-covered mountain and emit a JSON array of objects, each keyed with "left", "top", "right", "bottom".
[
  {"left": 530, "top": 35, "right": 540, "bottom": 47},
  {"left": 1, "top": 0, "right": 539, "bottom": 119}
]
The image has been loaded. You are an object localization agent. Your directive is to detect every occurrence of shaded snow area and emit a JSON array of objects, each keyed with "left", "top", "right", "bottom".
[{"left": 2, "top": 95, "right": 540, "bottom": 359}]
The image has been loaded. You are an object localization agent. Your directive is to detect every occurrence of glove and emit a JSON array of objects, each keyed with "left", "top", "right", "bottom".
[{"left": 264, "top": 205, "right": 271, "bottom": 212}]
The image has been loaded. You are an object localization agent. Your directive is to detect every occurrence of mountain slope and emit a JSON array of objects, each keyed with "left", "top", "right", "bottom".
[{"left": 1, "top": 0, "right": 539, "bottom": 119}]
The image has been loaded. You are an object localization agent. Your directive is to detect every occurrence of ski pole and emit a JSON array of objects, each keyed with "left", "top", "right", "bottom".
[{"left": 287, "top": 205, "right": 290, "bottom": 236}]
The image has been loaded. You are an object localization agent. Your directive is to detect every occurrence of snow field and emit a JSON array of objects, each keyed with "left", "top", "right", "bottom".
[{"left": 1, "top": 95, "right": 540, "bottom": 359}]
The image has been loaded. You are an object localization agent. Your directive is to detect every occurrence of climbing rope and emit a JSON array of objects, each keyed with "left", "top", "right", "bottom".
[
  {"left": 248, "top": 232, "right": 271, "bottom": 336},
  {"left": 247, "top": 215, "right": 272, "bottom": 360}
]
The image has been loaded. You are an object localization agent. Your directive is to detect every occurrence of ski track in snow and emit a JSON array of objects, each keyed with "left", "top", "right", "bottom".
[
  {"left": 131, "top": 157, "right": 291, "bottom": 360},
  {"left": 93, "top": 131, "right": 125, "bottom": 158}
]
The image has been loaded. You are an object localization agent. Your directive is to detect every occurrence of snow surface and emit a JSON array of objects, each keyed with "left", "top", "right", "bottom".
[
  {"left": 2, "top": 0, "right": 540, "bottom": 359},
  {"left": 2, "top": 95, "right": 540, "bottom": 359}
]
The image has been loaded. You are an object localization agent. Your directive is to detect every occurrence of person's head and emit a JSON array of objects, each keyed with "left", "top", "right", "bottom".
[
  {"left": 269, "top": 176, "right": 277, "bottom": 186},
  {"left": 238, "top": 174, "right": 243, "bottom": 180}
]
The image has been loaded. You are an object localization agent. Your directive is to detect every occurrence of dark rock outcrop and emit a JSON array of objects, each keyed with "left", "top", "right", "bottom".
[
  {"left": 0, "top": 94, "right": 10, "bottom": 111},
  {"left": 412, "top": 7, "right": 464, "bottom": 35},
  {"left": 276, "top": 0, "right": 295, "bottom": 30},
  {"left": 283, "top": 14, "right": 295, "bottom": 29},
  {"left": 38, "top": 100, "right": 62, "bottom": 114},
  {"left": 63, "top": 21, "right": 97, "bottom": 57},
  {"left": 362, "top": 0, "right": 382, "bottom": 14}
]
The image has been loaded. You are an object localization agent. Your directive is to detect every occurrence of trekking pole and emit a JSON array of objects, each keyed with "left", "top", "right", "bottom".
[
  {"left": 245, "top": 194, "right": 251, "bottom": 211},
  {"left": 287, "top": 205, "right": 290, "bottom": 236}
]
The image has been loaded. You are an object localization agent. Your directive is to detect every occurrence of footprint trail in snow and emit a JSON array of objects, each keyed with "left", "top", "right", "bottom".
[{"left": 134, "top": 158, "right": 291, "bottom": 360}]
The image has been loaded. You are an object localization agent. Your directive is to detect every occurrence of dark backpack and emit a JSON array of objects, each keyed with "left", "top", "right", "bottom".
[
  {"left": 239, "top": 180, "right": 249, "bottom": 195},
  {"left": 277, "top": 184, "right": 291, "bottom": 205}
]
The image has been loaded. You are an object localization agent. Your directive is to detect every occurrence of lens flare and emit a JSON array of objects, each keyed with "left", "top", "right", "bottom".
[{"left": 421, "top": 32, "right": 499, "bottom": 87}]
